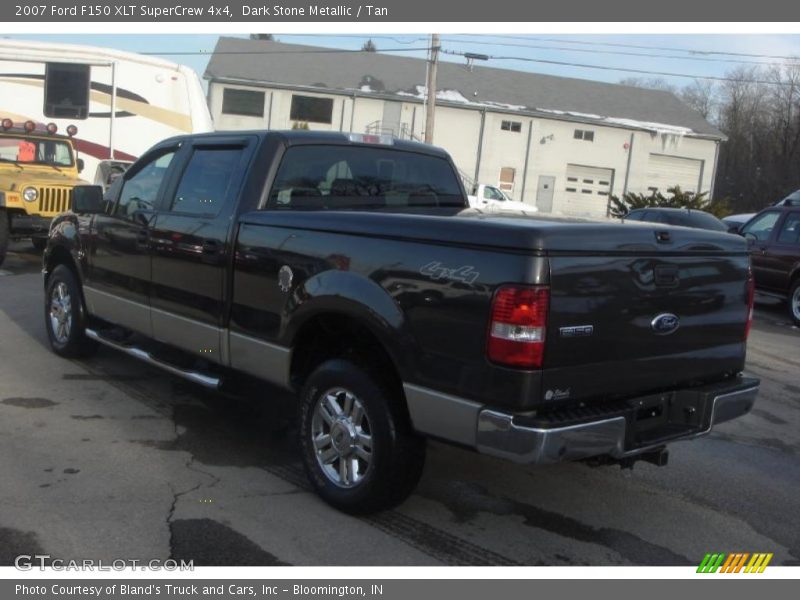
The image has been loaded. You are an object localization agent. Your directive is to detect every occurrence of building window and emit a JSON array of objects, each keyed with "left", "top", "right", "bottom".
[
  {"left": 290, "top": 95, "right": 334, "bottom": 124},
  {"left": 574, "top": 129, "right": 595, "bottom": 142},
  {"left": 498, "top": 167, "right": 516, "bottom": 193},
  {"left": 501, "top": 120, "right": 522, "bottom": 133},
  {"left": 221, "top": 88, "right": 265, "bottom": 117},
  {"left": 44, "top": 63, "right": 90, "bottom": 120}
]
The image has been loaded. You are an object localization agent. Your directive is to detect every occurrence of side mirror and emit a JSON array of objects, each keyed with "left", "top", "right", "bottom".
[
  {"left": 727, "top": 224, "right": 740, "bottom": 234},
  {"left": 743, "top": 232, "right": 757, "bottom": 246},
  {"left": 76, "top": 158, "right": 85, "bottom": 173},
  {"left": 72, "top": 185, "right": 105, "bottom": 214}
]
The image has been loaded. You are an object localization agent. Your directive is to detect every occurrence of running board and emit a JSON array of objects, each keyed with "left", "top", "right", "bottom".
[{"left": 85, "top": 328, "right": 221, "bottom": 390}]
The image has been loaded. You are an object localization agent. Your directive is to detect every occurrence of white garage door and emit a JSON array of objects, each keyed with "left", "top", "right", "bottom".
[
  {"left": 564, "top": 164, "right": 614, "bottom": 217},
  {"left": 646, "top": 154, "right": 703, "bottom": 194}
]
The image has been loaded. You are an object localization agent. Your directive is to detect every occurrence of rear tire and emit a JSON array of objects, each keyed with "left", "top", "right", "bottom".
[
  {"left": 789, "top": 279, "right": 800, "bottom": 327},
  {"left": 0, "top": 211, "right": 8, "bottom": 268},
  {"left": 299, "top": 359, "right": 426, "bottom": 514},
  {"left": 45, "top": 264, "right": 98, "bottom": 358}
]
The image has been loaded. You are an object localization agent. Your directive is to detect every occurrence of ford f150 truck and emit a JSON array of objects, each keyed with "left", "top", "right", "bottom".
[{"left": 43, "top": 131, "right": 759, "bottom": 513}]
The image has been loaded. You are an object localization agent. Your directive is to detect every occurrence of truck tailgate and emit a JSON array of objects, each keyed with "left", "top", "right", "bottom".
[{"left": 543, "top": 251, "right": 751, "bottom": 403}]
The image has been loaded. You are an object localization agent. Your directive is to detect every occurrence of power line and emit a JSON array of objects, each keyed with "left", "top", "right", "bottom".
[
  {"left": 139, "top": 46, "right": 432, "bottom": 56},
  {"left": 278, "top": 34, "right": 429, "bottom": 45},
  {"left": 442, "top": 49, "right": 799, "bottom": 86},
  {"left": 439, "top": 36, "right": 791, "bottom": 67},
  {"left": 457, "top": 35, "right": 800, "bottom": 61}
]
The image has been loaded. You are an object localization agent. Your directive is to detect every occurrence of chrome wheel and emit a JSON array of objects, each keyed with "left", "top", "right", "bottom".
[
  {"left": 311, "top": 387, "right": 373, "bottom": 488},
  {"left": 792, "top": 286, "right": 800, "bottom": 321},
  {"left": 49, "top": 281, "right": 73, "bottom": 344}
]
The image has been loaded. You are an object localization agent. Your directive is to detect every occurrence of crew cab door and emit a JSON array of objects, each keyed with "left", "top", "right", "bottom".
[
  {"left": 741, "top": 210, "right": 784, "bottom": 291},
  {"left": 84, "top": 144, "right": 180, "bottom": 336},
  {"left": 148, "top": 136, "right": 255, "bottom": 364}
]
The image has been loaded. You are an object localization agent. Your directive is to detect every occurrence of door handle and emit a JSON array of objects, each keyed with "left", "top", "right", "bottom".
[{"left": 202, "top": 239, "right": 221, "bottom": 255}]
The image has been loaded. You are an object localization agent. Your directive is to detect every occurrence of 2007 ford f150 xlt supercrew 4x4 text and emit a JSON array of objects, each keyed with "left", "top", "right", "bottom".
[{"left": 42, "top": 131, "right": 759, "bottom": 513}]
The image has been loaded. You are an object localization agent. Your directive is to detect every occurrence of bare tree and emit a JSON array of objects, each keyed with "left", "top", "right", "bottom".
[
  {"left": 619, "top": 63, "right": 800, "bottom": 211},
  {"left": 361, "top": 39, "right": 377, "bottom": 52},
  {"left": 681, "top": 79, "right": 718, "bottom": 120}
]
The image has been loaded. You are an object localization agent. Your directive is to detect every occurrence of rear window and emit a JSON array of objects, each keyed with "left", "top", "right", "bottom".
[
  {"left": 666, "top": 211, "right": 727, "bottom": 231},
  {"left": 266, "top": 145, "right": 465, "bottom": 210}
]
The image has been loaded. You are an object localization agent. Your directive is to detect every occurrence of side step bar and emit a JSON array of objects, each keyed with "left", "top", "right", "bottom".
[{"left": 85, "top": 328, "right": 221, "bottom": 390}]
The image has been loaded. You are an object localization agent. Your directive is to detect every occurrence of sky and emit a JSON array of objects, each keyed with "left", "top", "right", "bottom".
[{"left": 4, "top": 33, "right": 800, "bottom": 90}]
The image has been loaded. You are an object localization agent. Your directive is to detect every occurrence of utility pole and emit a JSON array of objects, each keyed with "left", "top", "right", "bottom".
[{"left": 424, "top": 33, "right": 440, "bottom": 144}]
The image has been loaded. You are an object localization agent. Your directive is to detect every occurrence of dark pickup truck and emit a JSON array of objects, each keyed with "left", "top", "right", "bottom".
[{"left": 43, "top": 131, "right": 759, "bottom": 513}]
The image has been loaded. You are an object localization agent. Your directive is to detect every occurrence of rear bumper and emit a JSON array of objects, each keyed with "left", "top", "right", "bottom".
[{"left": 475, "top": 377, "right": 759, "bottom": 464}]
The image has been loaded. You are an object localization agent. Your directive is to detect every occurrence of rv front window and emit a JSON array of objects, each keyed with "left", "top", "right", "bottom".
[{"left": 44, "top": 63, "right": 91, "bottom": 120}]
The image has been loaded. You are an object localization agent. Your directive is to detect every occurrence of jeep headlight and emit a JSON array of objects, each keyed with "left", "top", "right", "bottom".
[{"left": 22, "top": 186, "right": 38, "bottom": 203}]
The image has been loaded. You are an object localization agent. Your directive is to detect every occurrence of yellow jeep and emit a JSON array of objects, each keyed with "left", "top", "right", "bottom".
[{"left": 0, "top": 119, "right": 87, "bottom": 267}]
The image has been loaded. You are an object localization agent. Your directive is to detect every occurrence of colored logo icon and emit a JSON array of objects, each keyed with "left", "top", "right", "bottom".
[{"left": 697, "top": 552, "right": 773, "bottom": 573}]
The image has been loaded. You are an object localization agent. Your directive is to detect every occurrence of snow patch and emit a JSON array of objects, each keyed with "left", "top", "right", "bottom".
[
  {"left": 602, "top": 117, "right": 693, "bottom": 136},
  {"left": 536, "top": 107, "right": 693, "bottom": 135}
]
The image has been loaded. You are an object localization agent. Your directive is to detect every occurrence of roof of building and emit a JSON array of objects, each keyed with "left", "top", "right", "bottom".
[{"left": 205, "top": 37, "right": 725, "bottom": 140}]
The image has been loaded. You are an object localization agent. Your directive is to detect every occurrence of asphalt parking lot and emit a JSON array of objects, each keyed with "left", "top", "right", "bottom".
[{"left": 1, "top": 240, "right": 798, "bottom": 567}]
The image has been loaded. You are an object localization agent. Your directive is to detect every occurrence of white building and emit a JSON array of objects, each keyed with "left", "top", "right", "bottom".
[{"left": 204, "top": 37, "right": 725, "bottom": 218}]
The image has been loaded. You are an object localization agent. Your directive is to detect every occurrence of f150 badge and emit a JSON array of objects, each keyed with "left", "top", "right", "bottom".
[
  {"left": 651, "top": 313, "right": 680, "bottom": 335},
  {"left": 420, "top": 261, "right": 480, "bottom": 284}
]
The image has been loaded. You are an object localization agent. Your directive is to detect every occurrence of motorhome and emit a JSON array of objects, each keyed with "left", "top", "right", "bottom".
[{"left": 0, "top": 39, "right": 212, "bottom": 187}]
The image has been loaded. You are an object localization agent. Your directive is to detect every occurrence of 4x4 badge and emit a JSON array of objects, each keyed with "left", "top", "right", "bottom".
[{"left": 278, "top": 266, "right": 293, "bottom": 292}]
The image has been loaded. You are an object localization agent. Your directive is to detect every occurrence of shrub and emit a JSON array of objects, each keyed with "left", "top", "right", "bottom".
[{"left": 608, "top": 186, "right": 732, "bottom": 219}]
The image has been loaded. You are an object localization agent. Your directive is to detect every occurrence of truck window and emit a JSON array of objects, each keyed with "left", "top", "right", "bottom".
[
  {"left": 0, "top": 136, "right": 73, "bottom": 167},
  {"left": 169, "top": 147, "right": 244, "bottom": 216},
  {"left": 777, "top": 212, "right": 800, "bottom": 245},
  {"left": 741, "top": 211, "right": 780, "bottom": 241},
  {"left": 483, "top": 186, "right": 505, "bottom": 201},
  {"left": 267, "top": 145, "right": 464, "bottom": 210},
  {"left": 116, "top": 151, "right": 177, "bottom": 218},
  {"left": 44, "top": 63, "right": 91, "bottom": 120}
]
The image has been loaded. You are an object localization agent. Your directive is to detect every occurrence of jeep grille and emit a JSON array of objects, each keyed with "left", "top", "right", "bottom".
[{"left": 38, "top": 187, "right": 73, "bottom": 215}]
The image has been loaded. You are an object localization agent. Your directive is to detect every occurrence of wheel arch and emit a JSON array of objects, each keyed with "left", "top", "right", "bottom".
[{"left": 285, "top": 270, "right": 419, "bottom": 396}]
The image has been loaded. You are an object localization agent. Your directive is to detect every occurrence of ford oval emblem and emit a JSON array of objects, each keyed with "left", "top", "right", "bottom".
[{"left": 651, "top": 313, "right": 680, "bottom": 335}]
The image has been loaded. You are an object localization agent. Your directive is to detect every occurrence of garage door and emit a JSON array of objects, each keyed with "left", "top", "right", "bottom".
[
  {"left": 646, "top": 154, "right": 703, "bottom": 194},
  {"left": 564, "top": 164, "right": 614, "bottom": 217}
]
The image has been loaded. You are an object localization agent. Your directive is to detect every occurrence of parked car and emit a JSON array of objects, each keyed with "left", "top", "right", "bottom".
[
  {"left": 468, "top": 183, "right": 538, "bottom": 214},
  {"left": 738, "top": 204, "right": 800, "bottom": 326},
  {"left": 624, "top": 207, "right": 730, "bottom": 232},
  {"left": 775, "top": 189, "right": 800, "bottom": 207},
  {"left": 43, "top": 130, "right": 758, "bottom": 513},
  {"left": 0, "top": 119, "right": 88, "bottom": 265},
  {"left": 722, "top": 213, "right": 756, "bottom": 232}
]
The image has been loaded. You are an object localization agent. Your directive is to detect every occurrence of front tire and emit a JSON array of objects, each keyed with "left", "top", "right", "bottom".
[
  {"left": 299, "top": 359, "right": 426, "bottom": 514},
  {"left": 45, "top": 264, "right": 97, "bottom": 358},
  {"left": 789, "top": 279, "right": 800, "bottom": 327},
  {"left": 0, "top": 211, "right": 8, "bottom": 268}
]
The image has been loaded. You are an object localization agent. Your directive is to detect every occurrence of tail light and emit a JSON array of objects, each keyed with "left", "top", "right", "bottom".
[
  {"left": 487, "top": 285, "right": 549, "bottom": 368},
  {"left": 745, "top": 268, "right": 755, "bottom": 340}
]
